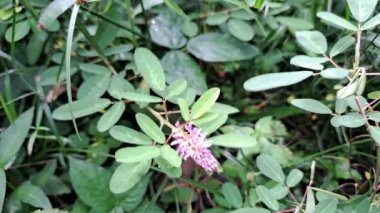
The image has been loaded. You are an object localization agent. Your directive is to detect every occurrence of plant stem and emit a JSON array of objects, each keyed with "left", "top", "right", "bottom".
[
  {"left": 147, "top": 107, "right": 176, "bottom": 130},
  {"left": 353, "top": 29, "right": 362, "bottom": 73}
]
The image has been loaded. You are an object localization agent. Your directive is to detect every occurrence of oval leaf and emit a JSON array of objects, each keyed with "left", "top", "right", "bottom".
[
  {"left": 290, "top": 55, "right": 326, "bottom": 70},
  {"left": 97, "top": 102, "right": 125, "bottom": 132},
  {"left": 134, "top": 48, "right": 166, "bottom": 91},
  {"left": 256, "top": 185, "right": 279, "bottom": 211},
  {"left": 222, "top": 182, "right": 242, "bottom": 208},
  {"left": 314, "top": 199, "right": 338, "bottom": 213},
  {"left": 330, "top": 36, "right": 356, "bottom": 57},
  {"left": 321, "top": 68, "right": 350, "bottom": 79},
  {"left": 317, "top": 12, "right": 357, "bottom": 31},
  {"left": 362, "top": 13, "right": 380, "bottom": 30},
  {"left": 5, "top": 20, "right": 31, "bottom": 42},
  {"left": 191, "top": 88, "right": 220, "bottom": 119},
  {"left": 136, "top": 113, "right": 166, "bottom": 144},
  {"left": 227, "top": 19, "right": 254, "bottom": 41},
  {"left": 178, "top": 98, "right": 190, "bottom": 121},
  {"left": 210, "top": 133, "right": 257, "bottom": 148},
  {"left": 109, "top": 125, "right": 152, "bottom": 145},
  {"left": 115, "top": 146, "right": 161, "bottom": 163},
  {"left": 295, "top": 31, "right": 327, "bottom": 54},
  {"left": 122, "top": 92, "right": 162, "bottom": 103},
  {"left": 286, "top": 169, "right": 304, "bottom": 187},
  {"left": 369, "top": 126, "right": 380, "bottom": 146},
  {"left": 0, "top": 107, "right": 34, "bottom": 167},
  {"left": 330, "top": 113, "right": 366, "bottom": 128},
  {"left": 52, "top": 98, "right": 111, "bottom": 120},
  {"left": 160, "top": 145, "right": 182, "bottom": 168},
  {"left": 14, "top": 183, "right": 52, "bottom": 209},
  {"left": 347, "top": 0, "right": 377, "bottom": 22},
  {"left": 256, "top": 153, "right": 285, "bottom": 183},
  {"left": 291, "top": 99, "right": 332, "bottom": 114},
  {"left": 187, "top": 33, "right": 259, "bottom": 62},
  {"left": 77, "top": 74, "right": 111, "bottom": 99},
  {"left": 244, "top": 71, "right": 313, "bottom": 92},
  {"left": 110, "top": 161, "right": 151, "bottom": 194}
]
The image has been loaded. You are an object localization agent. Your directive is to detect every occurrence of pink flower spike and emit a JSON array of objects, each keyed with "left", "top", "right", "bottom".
[{"left": 171, "top": 122, "right": 220, "bottom": 173}]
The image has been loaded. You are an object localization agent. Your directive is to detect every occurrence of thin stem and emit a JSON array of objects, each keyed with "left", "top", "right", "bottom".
[
  {"left": 147, "top": 107, "right": 176, "bottom": 130},
  {"left": 323, "top": 53, "right": 341, "bottom": 68},
  {"left": 353, "top": 29, "right": 362, "bottom": 73}
]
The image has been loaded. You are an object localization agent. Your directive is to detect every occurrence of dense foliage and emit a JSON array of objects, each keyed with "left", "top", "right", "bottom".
[{"left": 1, "top": 0, "right": 380, "bottom": 212}]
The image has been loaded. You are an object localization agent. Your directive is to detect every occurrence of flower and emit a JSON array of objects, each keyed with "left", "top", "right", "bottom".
[{"left": 171, "top": 122, "right": 220, "bottom": 173}]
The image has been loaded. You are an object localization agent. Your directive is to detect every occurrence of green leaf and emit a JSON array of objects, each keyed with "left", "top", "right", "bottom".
[
  {"left": 77, "top": 73, "right": 111, "bottom": 99},
  {"left": 69, "top": 158, "right": 114, "bottom": 210},
  {"left": 187, "top": 33, "right": 259, "bottom": 62},
  {"left": 178, "top": 98, "right": 190, "bottom": 121},
  {"left": 0, "top": 169, "right": 5, "bottom": 212},
  {"left": 115, "top": 146, "right": 161, "bottom": 163},
  {"left": 314, "top": 199, "right": 338, "bottom": 213},
  {"left": 160, "top": 145, "right": 182, "bottom": 168},
  {"left": 210, "top": 103, "right": 239, "bottom": 114},
  {"left": 5, "top": 20, "right": 31, "bottom": 42},
  {"left": 136, "top": 113, "right": 166, "bottom": 143},
  {"left": 362, "top": 14, "right": 380, "bottom": 30},
  {"left": 110, "top": 161, "right": 150, "bottom": 194},
  {"left": 134, "top": 48, "right": 166, "bottom": 91},
  {"left": 369, "top": 126, "right": 380, "bottom": 146},
  {"left": 286, "top": 169, "right": 304, "bottom": 187},
  {"left": 276, "top": 16, "right": 314, "bottom": 30},
  {"left": 256, "top": 153, "right": 285, "bottom": 183},
  {"left": 231, "top": 208, "right": 270, "bottom": 213},
  {"left": 107, "top": 74, "right": 134, "bottom": 100},
  {"left": 347, "top": 0, "right": 377, "bottom": 22},
  {"left": 163, "top": 0, "right": 187, "bottom": 18},
  {"left": 244, "top": 71, "right": 313, "bottom": 92},
  {"left": 79, "top": 63, "right": 109, "bottom": 75},
  {"left": 191, "top": 88, "right": 220, "bottom": 119},
  {"left": 161, "top": 51, "right": 207, "bottom": 94},
  {"left": 164, "top": 80, "right": 187, "bottom": 99},
  {"left": 317, "top": 12, "right": 357, "bottom": 31},
  {"left": 306, "top": 188, "right": 316, "bottom": 213},
  {"left": 222, "top": 182, "right": 242, "bottom": 208},
  {"left": 330, "top": 113, "right": 366, "bottom": 128},
  {"left": 330, "top": 36, "right": 356, "bottom": 57},
  {"left": 321, "top": 68, "right": 350, "bottom": 79},
  {"left": 368, "top": 112, "right": 380, "bottom": 122},
  {"left": 181, "top": 21, "right": 198, "bottom": 37},
  {"left": 0, "top": 107, "right": 34, "bottom": 168},
  {"left": 97, "top": 102, "right": 125, "bottom": 132},
  {"left": 197, "top": 114, "right": 228, "bottom": 134},
  {"left": 122, "top": 92, "right": 162, "bottom": 103},
  {"left": 290, "top": 55, "right": 326, "bottom": 70},
  {"left": 206, "top": 14, "right": 229, "bottom": 25},
  {"left": 118, "top": 174, "right": 150, "bottom": 211},
  {"left": 256, "top": 185, "right": 279, "bottom": 211},
  {"left": 155, "top": 157, "right": 182, "bottom": 178},
  {"left": 368, "top": 91, "right": 380, "bottom": 99},
  {"left": 295, "top": 31, "right": 327, "bottom": 54},
  {"left": 110, "top": 125, "right": 152, "bottom": 145},
  {"left": 291, "top": 99, "right": 332, "bottom": 114},
  {"left": 52, "top": 98, "right": 111, "bottom": 120},
  {"left": 227, "top": 19, "right": 254, "bottom": 41},
  {"left": 270, "top": 185, "right": 288, "bottom": 200},
  {"left": 14, "top": 183, "right": 52, "bottom": 209},
  {"left": 149, "top": 11, "right": 187, "bottom": 49},
  {"left": 210, "top": 133, "right": 257, "bottom": 148}
]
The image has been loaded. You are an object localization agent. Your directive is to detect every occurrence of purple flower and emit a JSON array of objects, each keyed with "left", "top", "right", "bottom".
[{"left": 171, "top": 122, "right": 220, "bottom": 173}]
